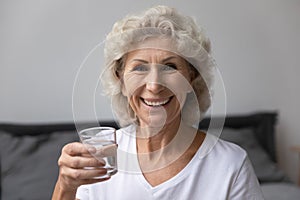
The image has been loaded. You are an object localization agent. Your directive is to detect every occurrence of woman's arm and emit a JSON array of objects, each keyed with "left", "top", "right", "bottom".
[{"left": 52, "top": 179, "right": 77, "bottom": 200}]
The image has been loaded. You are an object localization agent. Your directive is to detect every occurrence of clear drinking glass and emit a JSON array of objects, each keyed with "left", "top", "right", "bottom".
[{"left": 78, "top": 127, "right": 117, "bottom": 177}]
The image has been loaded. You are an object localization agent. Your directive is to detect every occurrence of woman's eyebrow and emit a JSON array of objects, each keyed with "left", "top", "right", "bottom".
[
  {"left": 131, "top": 56, "right": 178, "bottom": 64},
  {"left": 131, "top": 59, "right": 148, "bottom": 63},
  {"left": 161, "top": 56, "right": 177, "bottom": 63}
]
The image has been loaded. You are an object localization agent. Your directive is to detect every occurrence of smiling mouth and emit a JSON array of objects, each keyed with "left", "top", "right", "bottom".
[{"left": 141, "top": 97, "right": 173, "bottom": 107}]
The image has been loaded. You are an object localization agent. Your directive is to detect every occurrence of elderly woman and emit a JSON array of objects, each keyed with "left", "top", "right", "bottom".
[{"left": 52, "top": 5, "right": 264, "bottom": 200}]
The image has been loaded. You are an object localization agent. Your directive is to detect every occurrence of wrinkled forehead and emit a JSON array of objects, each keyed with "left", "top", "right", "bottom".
[
  {"left": 125, "top": 46, "right": 186, "bottom": 63},
  {"left": 131, "top": 37, "right": 177, "bottom": 52}
]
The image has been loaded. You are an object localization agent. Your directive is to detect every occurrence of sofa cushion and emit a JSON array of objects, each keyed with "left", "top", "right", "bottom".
[
  {"left": 0, "top": 130, "right": 79, "bottom": 200},
  {"left": 220, "top": 128, "right": 287, "bottom": 183}
]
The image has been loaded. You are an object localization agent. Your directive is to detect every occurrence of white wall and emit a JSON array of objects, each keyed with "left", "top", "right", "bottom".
[{"left": 1, "top": 0, "right": 300, "bottom": 183}]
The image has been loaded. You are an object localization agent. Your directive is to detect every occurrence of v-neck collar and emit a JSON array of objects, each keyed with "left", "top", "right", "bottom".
[{"left": 134, "top": 131, "right": 212, "bottom": 192}]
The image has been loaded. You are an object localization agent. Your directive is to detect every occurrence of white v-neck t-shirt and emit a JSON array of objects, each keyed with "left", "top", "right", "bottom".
[{"left": 76, "top": 125, "right": 264, "bottom": 200}]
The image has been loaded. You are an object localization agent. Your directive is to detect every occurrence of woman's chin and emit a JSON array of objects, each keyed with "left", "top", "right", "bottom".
[
  {"left": 137, "top": 104, "right": 181, "bottom": 129},
  {"left": 148, "top": 116, "right": 167, "bottom": 128}
]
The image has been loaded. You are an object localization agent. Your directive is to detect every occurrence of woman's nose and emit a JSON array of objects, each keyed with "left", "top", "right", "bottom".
[
  {"left": 146, "top": 81, "right": 164, "bottom": 93},
  {"left": 145, "top": 69, "right": 165, "bottom": 93}
]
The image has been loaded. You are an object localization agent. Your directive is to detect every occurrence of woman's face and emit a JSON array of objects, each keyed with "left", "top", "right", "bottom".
[{"left": 121, "top": 48, "right": 193, "bottom": 128}]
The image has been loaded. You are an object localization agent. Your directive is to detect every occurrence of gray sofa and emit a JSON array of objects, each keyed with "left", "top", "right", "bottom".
[{"left": 1, "top": 112, "right": 300, "bottom": 199}]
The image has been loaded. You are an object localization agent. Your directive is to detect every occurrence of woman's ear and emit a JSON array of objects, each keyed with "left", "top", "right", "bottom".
[
  {"left": 187, "top": 65, "right": 199, "bottom": 94},
  {"left": 116, "top": 55, "right": 127, "bottom": 96},
  {"left": 188, "top": 65, "right": 198, "bottom": 83},
  {"left": 118, "top": 75, "right": 129, "bottom": 97},
  {"left": 121, "top": 84, "right": 128, "bottom": 97}
]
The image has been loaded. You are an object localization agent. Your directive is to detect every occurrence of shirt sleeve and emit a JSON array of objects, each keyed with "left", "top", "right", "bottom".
[
  {"left": 229, "top": 156, "right": 265, "bottom": 200},
  {"left": 76, "top": 185, "right": 90, "bottom": 200}
]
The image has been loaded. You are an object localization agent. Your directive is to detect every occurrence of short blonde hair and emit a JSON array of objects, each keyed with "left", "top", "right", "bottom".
[{"left": 101, "top": 5, "right": 214, "bottom": 127}]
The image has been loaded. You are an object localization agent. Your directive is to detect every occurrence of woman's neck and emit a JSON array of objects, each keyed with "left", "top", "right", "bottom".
[
  {"left": 135, "top": 116, "right": 204, "bottom": 175},
  {"left": 136, "top": 116, "right": 182, "bottom": 153}
]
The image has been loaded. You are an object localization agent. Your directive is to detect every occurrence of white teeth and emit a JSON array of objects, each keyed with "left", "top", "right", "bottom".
[{"left": 143, "top": 98, "right": 170, "bottom": 107}]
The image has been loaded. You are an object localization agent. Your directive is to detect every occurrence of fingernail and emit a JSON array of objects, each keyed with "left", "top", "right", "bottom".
[{"left": 99, "top": 161, "right": 106, "bottom": 166}]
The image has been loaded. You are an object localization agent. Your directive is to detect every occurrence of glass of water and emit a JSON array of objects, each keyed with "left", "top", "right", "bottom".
[{"left": 78, "top": 127, "right": 117, "bottom": 177}]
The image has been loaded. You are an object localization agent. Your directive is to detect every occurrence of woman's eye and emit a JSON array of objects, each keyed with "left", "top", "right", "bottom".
[
  {"left": 132, "top": 65, "right": 148, "bottom": 72},
  {"left": 162, "top": 63, "right": 177, "bottom": 71}
]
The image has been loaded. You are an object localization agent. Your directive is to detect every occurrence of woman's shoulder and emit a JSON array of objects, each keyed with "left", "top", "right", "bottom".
[
  {"left": 117, "top": 124, "right": 136, "bottom": 133},
  {"left": 217, "top": 136, "right": 247, "bottom": 156},
  {"left": 116, "top": 124, "right": 136, "bottom": 140},
  {"left": 115, "top": 124, "right": 137, "bottom": 153},
  {"left": 199, "top": 133, "right": 248, "bottom": 163}
]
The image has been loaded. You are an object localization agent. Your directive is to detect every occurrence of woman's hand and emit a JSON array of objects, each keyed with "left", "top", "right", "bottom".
[{"left": 52, "top": 142, "right": 110, "bottom": 199}]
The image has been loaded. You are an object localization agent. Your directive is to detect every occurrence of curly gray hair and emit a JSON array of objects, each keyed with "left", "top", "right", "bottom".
[{"left": 101, "top": 5, "right": 215, "bottom": 127}]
